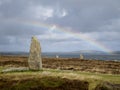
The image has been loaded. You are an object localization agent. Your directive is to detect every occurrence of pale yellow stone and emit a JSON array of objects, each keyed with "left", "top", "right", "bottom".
[
  {"left": 28, "top": 36, "right": 42, "bottom": 70},
  {"left": 80, "top": 54, "right": 84, "bottom": 59}
]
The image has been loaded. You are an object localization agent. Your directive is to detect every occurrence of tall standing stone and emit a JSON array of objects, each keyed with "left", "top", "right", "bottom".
[{"left": 28, "top": 36, "right": 42, "bottom": 70}]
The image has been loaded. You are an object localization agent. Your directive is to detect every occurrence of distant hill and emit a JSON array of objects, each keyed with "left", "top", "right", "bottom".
[
  {"left": 1, "top": 50, "right": 120, "bottom": 56},
  {"left": 69, "top": 50, "right": 107, "bottom": 54},
  {"left": 43, "top": 50, "right": 111, "bottom": 55},
  {"left": 111, "top": 51, "right": 120, "bottom": 54},
  {"left": 0, "top": 52, "right": 29, "bottom": 56}
]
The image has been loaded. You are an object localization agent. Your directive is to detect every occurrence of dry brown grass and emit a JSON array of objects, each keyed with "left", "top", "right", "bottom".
[{"left": 0, "top": 56, "right": 120, "bottom": 74}]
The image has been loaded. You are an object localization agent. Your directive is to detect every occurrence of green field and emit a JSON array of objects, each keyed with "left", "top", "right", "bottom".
[{"left": 0, "top": 68, "right": 120, "bottom": 90}]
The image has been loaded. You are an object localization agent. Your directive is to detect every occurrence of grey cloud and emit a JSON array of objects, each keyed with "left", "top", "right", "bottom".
[
  {"left": 40, "top": 37, "right": 80, "bottom": 43},
  {"left": 85, "top": 31, "right": 120, "bottom": 41},
  {"left": 0, "top": 36, "right": 12, "bottom": 45},
  {"left": 0, "top": 19, "right": 47, "bottom": 37},
  {"left": 1, "top": 0, "right": 119, "bottom": 33},
  {"left": 0, "top": 0, "right": 27, "bottom": 18},
  {"left": 47, "top": 0, "right": 120, "bottom": 32},
  {"left": 0, "top": 0, "right": 120, "bottom": 52}
]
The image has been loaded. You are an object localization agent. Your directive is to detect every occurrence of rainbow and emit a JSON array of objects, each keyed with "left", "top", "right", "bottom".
[{"left": 16, "top": 19, "right": 112, "bottom": 53}]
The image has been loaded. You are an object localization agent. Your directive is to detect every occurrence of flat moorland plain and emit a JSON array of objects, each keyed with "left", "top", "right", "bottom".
[
  {"left": 0, "top": 55, "right": 120, "bottom": 90},
  {"left": 0, "top": 56, "right": 120, "bottom": 74}
]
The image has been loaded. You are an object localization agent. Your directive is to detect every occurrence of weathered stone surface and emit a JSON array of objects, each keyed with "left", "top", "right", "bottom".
[
  {"left": 2, "top": 67, "right": 29, "bottom": 73},
  {"left": 95, "top": 82, "right": 120, "bottom": 90},
  {"left": 80, "top": 54, "right": 84, "bottom": 59},
  {"left": 28, "top": 36, "right": 42, "bottom": 70}
]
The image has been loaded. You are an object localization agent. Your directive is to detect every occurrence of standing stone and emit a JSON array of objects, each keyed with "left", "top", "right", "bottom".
[
  {"left": 80, "top": 54, "right": 84, "bottom": 59},
  {"left": 56, "top": 55, "right": 59, "bottom": 58},
  {"left": 28, "top": 36, "right": 42, "bottom": 70}
]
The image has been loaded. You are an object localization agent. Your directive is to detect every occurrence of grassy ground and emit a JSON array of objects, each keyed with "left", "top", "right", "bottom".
[
  {"left": 0, "top": 56, "right": 120, "bottom": 89},
  {"left": 0, "top": 68, "right": 120, "bottom": 90},
  {"left": 41, "top": 69, "right": 120, "bottom": 90}
]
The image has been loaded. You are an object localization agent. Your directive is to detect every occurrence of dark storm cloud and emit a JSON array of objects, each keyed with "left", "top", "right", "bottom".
[{"left": 0, "top": 0, "right": 120, "bottom": 51}]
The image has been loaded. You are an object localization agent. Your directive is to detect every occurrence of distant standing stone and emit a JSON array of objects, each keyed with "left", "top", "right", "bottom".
[
  {"left": 80, "top": 54, "right": 84, "bottom": 59},
  {"left": 56, "top": 55, "right": 59, "bottom": 58},
  {"left": 28, "top": 36, "right": 42, "bottom": 70}
]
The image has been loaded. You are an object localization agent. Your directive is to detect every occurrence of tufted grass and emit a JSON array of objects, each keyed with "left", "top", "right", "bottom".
[{"left": 0, "top": 68, "right": 119, "bottom": 90}]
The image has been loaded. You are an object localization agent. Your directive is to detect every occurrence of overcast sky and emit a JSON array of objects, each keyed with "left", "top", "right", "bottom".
[{"left": 0, "top": 0, "right": 120, "bottom": 52}]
